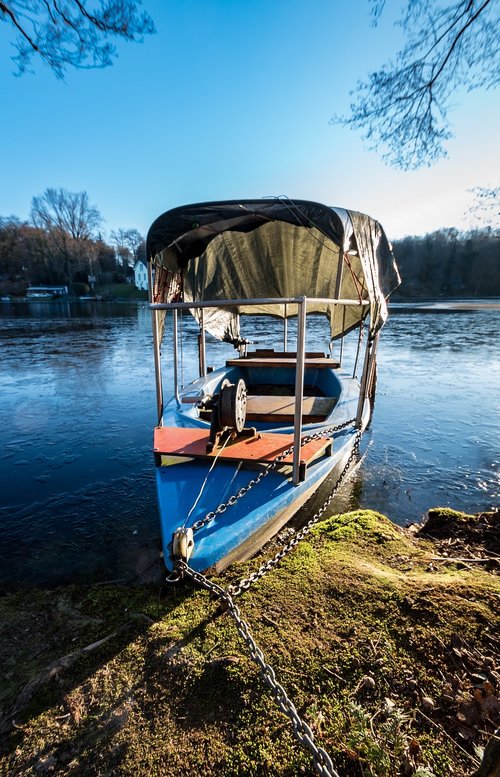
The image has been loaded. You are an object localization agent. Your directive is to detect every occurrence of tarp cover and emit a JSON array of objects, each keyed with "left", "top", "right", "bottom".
[{"left": 147, "top": 199, "right": 400, "bottom": 342}]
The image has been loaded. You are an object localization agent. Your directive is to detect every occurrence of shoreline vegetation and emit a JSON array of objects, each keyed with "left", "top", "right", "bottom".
[
  {"left": 1, "top": 215, "right": 499, "bottom": 303},
  {"left": 0, "top": 283, "right": 149, "bottom": 302},
  {"left": 1, "top": 289, "right": 499, "bottom": 307},
  {"left": 0, "top": 508, "right": 498, "bottom": 776}
]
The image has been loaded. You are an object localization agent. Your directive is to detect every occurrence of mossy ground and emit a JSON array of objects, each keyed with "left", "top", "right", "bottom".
[{"left": 0, "top": 509, "right": 498, "bottom": 776}]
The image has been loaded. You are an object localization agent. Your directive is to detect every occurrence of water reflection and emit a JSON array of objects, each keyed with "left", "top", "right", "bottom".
[{"left": 0, "top": 301, "right": 498, "bottom": 590}]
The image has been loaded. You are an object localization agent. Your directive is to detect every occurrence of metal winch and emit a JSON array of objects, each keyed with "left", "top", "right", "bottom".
[{"left": 201, "top": 377, "right": 257, "bottom": 453}]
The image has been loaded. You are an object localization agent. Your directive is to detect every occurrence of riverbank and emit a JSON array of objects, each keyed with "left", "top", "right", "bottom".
[
  {"left": 0, "top": 284, "right": 148, "bottom": 303},
  {"left": 0, "top": 508, "right": 498, "bottom": 777},
  {"left": 389, "top": 299, "right": 500, "bottom": 311}
]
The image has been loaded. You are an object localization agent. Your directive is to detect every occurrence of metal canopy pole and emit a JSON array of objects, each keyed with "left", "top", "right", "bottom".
[
  {"left": 173, "top": 308, "right": 181, "bottom": 407},
  {"left": 353, "top": 322, "right": 364, "bottom": 378},
  {"left": 199, "top": 307, "right": 207, "bottom": 377},
  {"left": 292, "top": 296, "right": 307, "bottom": 484},
  {"left": 339, "top": 305, "right": 346, "bottom": 367},
  {"left": 334, "top": 250, "right": 345, "bottom": 366},
  {"left": 148, "top": 261, "right": 164, "bottom": 425},
  {"left": 356, "top": 337, "right": 371, "bottom": 428},
  {"left": 334, "top": 250, "right": 344, "bottom": 298},
  {"left": 283, "top": 303, "right": 288, "bottom": 351},
  {"left": 356, "top": 318, "right": 378, "bottom": 429}
]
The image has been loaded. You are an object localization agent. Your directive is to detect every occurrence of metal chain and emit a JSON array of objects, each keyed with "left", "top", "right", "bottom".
[
  {"left": 178, "top": 560, "right": 341, "bottom": 777},
  {"left": 172, "top": 425, "right": 362, "bottom": 775},
  {"left": 190, "top": 418, "right": 357, "bottom": 532},
  {"left": 227, "top": 430, "right": 362, "bottom": 596}
]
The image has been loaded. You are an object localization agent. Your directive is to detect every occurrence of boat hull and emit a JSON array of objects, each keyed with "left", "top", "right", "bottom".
[{"left": 155, "top": 370, "right": 369, "bottom": 574}]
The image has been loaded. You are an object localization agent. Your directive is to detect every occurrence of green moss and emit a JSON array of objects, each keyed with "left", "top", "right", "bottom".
[
  {"left": 0, "top": 509, "right": 498, "bottom": 777},
  {"left": 312, "top": 508, "right": 402, "bottom": 542},
  {"left": 426, "top": 507, "right": 471, "bottom": 522}
]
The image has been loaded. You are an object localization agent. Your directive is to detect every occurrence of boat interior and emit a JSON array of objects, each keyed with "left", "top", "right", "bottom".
[{"left": 180, "top": 348, "right": 343, "bottom": 431}]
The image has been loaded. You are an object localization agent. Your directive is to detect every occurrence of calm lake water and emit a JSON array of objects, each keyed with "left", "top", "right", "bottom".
[{"left": 0, "top": 300, "right": 498, "bottom": 590}]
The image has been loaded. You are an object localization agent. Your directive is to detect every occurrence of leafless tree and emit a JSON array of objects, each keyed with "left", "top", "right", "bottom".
[
  {"left": 333, "top": 0, "right": 499, "bottom": 169},
  {"left": 1, "top": 1, "right": 155, "bottom": 78},
  {"left": 31, "top": 188, "right": 103, "bottom": 282},
  {"left": 0, "top": 216, "right": 24, "bottom": 275},
  {"left": 466, "top": 185, "right": 500, "bottom": 232},
  {"left": 122, "top": 227, "right": 143, "bottom": 261},
  {"left": 32, "top": 188, "right": 102, "bottom": 239},
  {"left": 110, "top": 227, "right": 143, "bottom": 278}
]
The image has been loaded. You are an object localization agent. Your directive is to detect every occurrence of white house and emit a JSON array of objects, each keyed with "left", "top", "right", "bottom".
[{"left": 134, "top": 260, "right": 148, "bottom": 290}]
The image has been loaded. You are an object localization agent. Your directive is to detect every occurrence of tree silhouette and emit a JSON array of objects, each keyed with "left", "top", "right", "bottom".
[
  {"left": 333, "top": 0, "right": 499, "bottom": 169},
  {"left": 31, "top": 188, "right": 102, "bottom": 240},
  {"left": 466, "top": 185, "right": 500, "bottom": 231},
  {"left": 1, "top": 0, "right": 155, "bottom": 78},
  {"left": 110, "top": 227, "right": 144, "bottom": 278},
  {"left": 31, "top": 188, "right": 103, "bottom": 283}
]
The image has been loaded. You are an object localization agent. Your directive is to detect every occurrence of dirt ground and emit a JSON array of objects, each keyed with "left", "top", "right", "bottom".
[{"left": 0, "top": 507, "right": 498, "bottom": 776}]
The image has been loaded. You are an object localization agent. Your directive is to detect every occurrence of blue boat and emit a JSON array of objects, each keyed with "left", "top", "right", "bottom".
[{"left": 147, "top": 199, "right": 399, "bottom": 575}]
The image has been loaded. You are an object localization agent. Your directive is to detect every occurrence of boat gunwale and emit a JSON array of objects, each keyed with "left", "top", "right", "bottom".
[{"left": 149, "top": 296, "right": 370, "bottom": 311}]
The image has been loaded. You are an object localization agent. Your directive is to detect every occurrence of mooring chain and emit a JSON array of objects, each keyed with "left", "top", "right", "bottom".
[
  {"left": 178, "top": 560, "right": 341, "bottom": 777},
  {"left": 190, "top": 418, "right": 357, "bottom": 533},
  {"left": 172, "top": 425, "right": 361, "bottom": 776},
  {"left": 228, "top": 430, "right": 362, "bottom": 597}
]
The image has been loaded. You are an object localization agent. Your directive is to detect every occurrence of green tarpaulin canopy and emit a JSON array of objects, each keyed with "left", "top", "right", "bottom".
[{"left": 147, "top": 198, "right": 400, "bottom": 342}]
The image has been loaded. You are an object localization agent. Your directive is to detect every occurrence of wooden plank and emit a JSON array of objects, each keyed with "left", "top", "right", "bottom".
[
  {"left": 245, "top": 350, "right": 326, "bottom": 359},
  {"left": 246, "top": 395, "right": 337, "bottom": 423},
  {"left": 154, "top": 426, "right": 332, "bottom": 466},
  {"left": 226, "top": 357, "right": 340, "bottom": 369}
]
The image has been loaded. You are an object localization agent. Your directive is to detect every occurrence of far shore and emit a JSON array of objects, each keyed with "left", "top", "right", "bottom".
[
  {"left": 390, "top": 298, "right": 500, "bottom": 310},
  {"left": 2, "top": 295, "right": 499, "bottom": 310}
]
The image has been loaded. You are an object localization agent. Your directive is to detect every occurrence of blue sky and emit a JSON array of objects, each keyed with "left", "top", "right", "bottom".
[{"left": 1, "top": 0, "right": 498, "bottom": 241}]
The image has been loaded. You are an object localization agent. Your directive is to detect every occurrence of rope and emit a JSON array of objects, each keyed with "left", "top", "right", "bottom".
[{"left": 183, "top": 434, "right": 231, "bottom": 526}]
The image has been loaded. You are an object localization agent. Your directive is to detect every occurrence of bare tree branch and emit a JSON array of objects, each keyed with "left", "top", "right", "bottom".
[
  {"left": 0, "top": 1, "right": 155, "bottom": 78},
  {"left": 31, "top": 188, "right": 103, "bottom": 283},
  {"left": 110, "top": 227, "right": 144, "bottom": 278},
  {"left": 465, "top": 185, "right": 500, "bottom": 231},
  {"left": 0, "top": 2, "right": 43, "bottom": 56},
  {"left": 428, "top": 0, "right": 492, "bottom": 87},
  {"left": 333, "top": 0, "right": 500, "bottom": 169}
]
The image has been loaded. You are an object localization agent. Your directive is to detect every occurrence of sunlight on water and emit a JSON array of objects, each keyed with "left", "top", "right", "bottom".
[{"left": 0, "top": 300, "right": 498, "bottom": 589}]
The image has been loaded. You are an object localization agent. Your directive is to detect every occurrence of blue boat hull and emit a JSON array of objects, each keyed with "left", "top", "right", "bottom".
[{"left": 155, "top": 363, "right": 370, "bottom": 573}]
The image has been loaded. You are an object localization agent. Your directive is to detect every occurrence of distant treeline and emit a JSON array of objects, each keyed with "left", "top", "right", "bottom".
[
  {"left": 0, "top": 219, "right": 146, "bottom": 296},
  {"left": 0, "top": 188, "right": 146, "bottom": 297},
  {"left": 1, "top": 205, "right": 499, "bottom": 299},
  {"left": 0, "top": 219, "right": 119, "bottom": 295},
  {"left": 392, "top": 228, "right": 500, "bottom": 298}
]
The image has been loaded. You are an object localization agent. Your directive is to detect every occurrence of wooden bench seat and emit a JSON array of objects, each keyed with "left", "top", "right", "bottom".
[
  {"left": 245, "top": 350, "right": 327, "bottom": 359},
  {"left": 226, "top": 357, "right": 340, "bottom": 369},
  {"left": 245, "top": 395, "right": 337, "bottom": 423}
]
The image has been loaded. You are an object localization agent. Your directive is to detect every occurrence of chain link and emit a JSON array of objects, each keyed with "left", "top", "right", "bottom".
[
  {"left": 190, "top": 418, "right": 357, "bottom": 532},
  {"left": 171, "top": 424, "right": 363, "bottom": 777},
  {"left": 227, "top": 430, "right": 362, "bottom": 596},
  {"left": 178, "top": 560, "right": 341, "bottom": 777}
]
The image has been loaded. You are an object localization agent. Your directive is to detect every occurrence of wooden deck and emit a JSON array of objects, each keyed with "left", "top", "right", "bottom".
[{"left": 154, "top": 427, "right": 333, "bottom": 476}]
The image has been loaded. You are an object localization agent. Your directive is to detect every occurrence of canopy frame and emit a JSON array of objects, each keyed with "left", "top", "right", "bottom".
[
  {"left": 150, "top": 295, "right": 372, "bottom": 484},
  {"left": 147, "top": 198, "right": 400, "bottom": 485}
]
